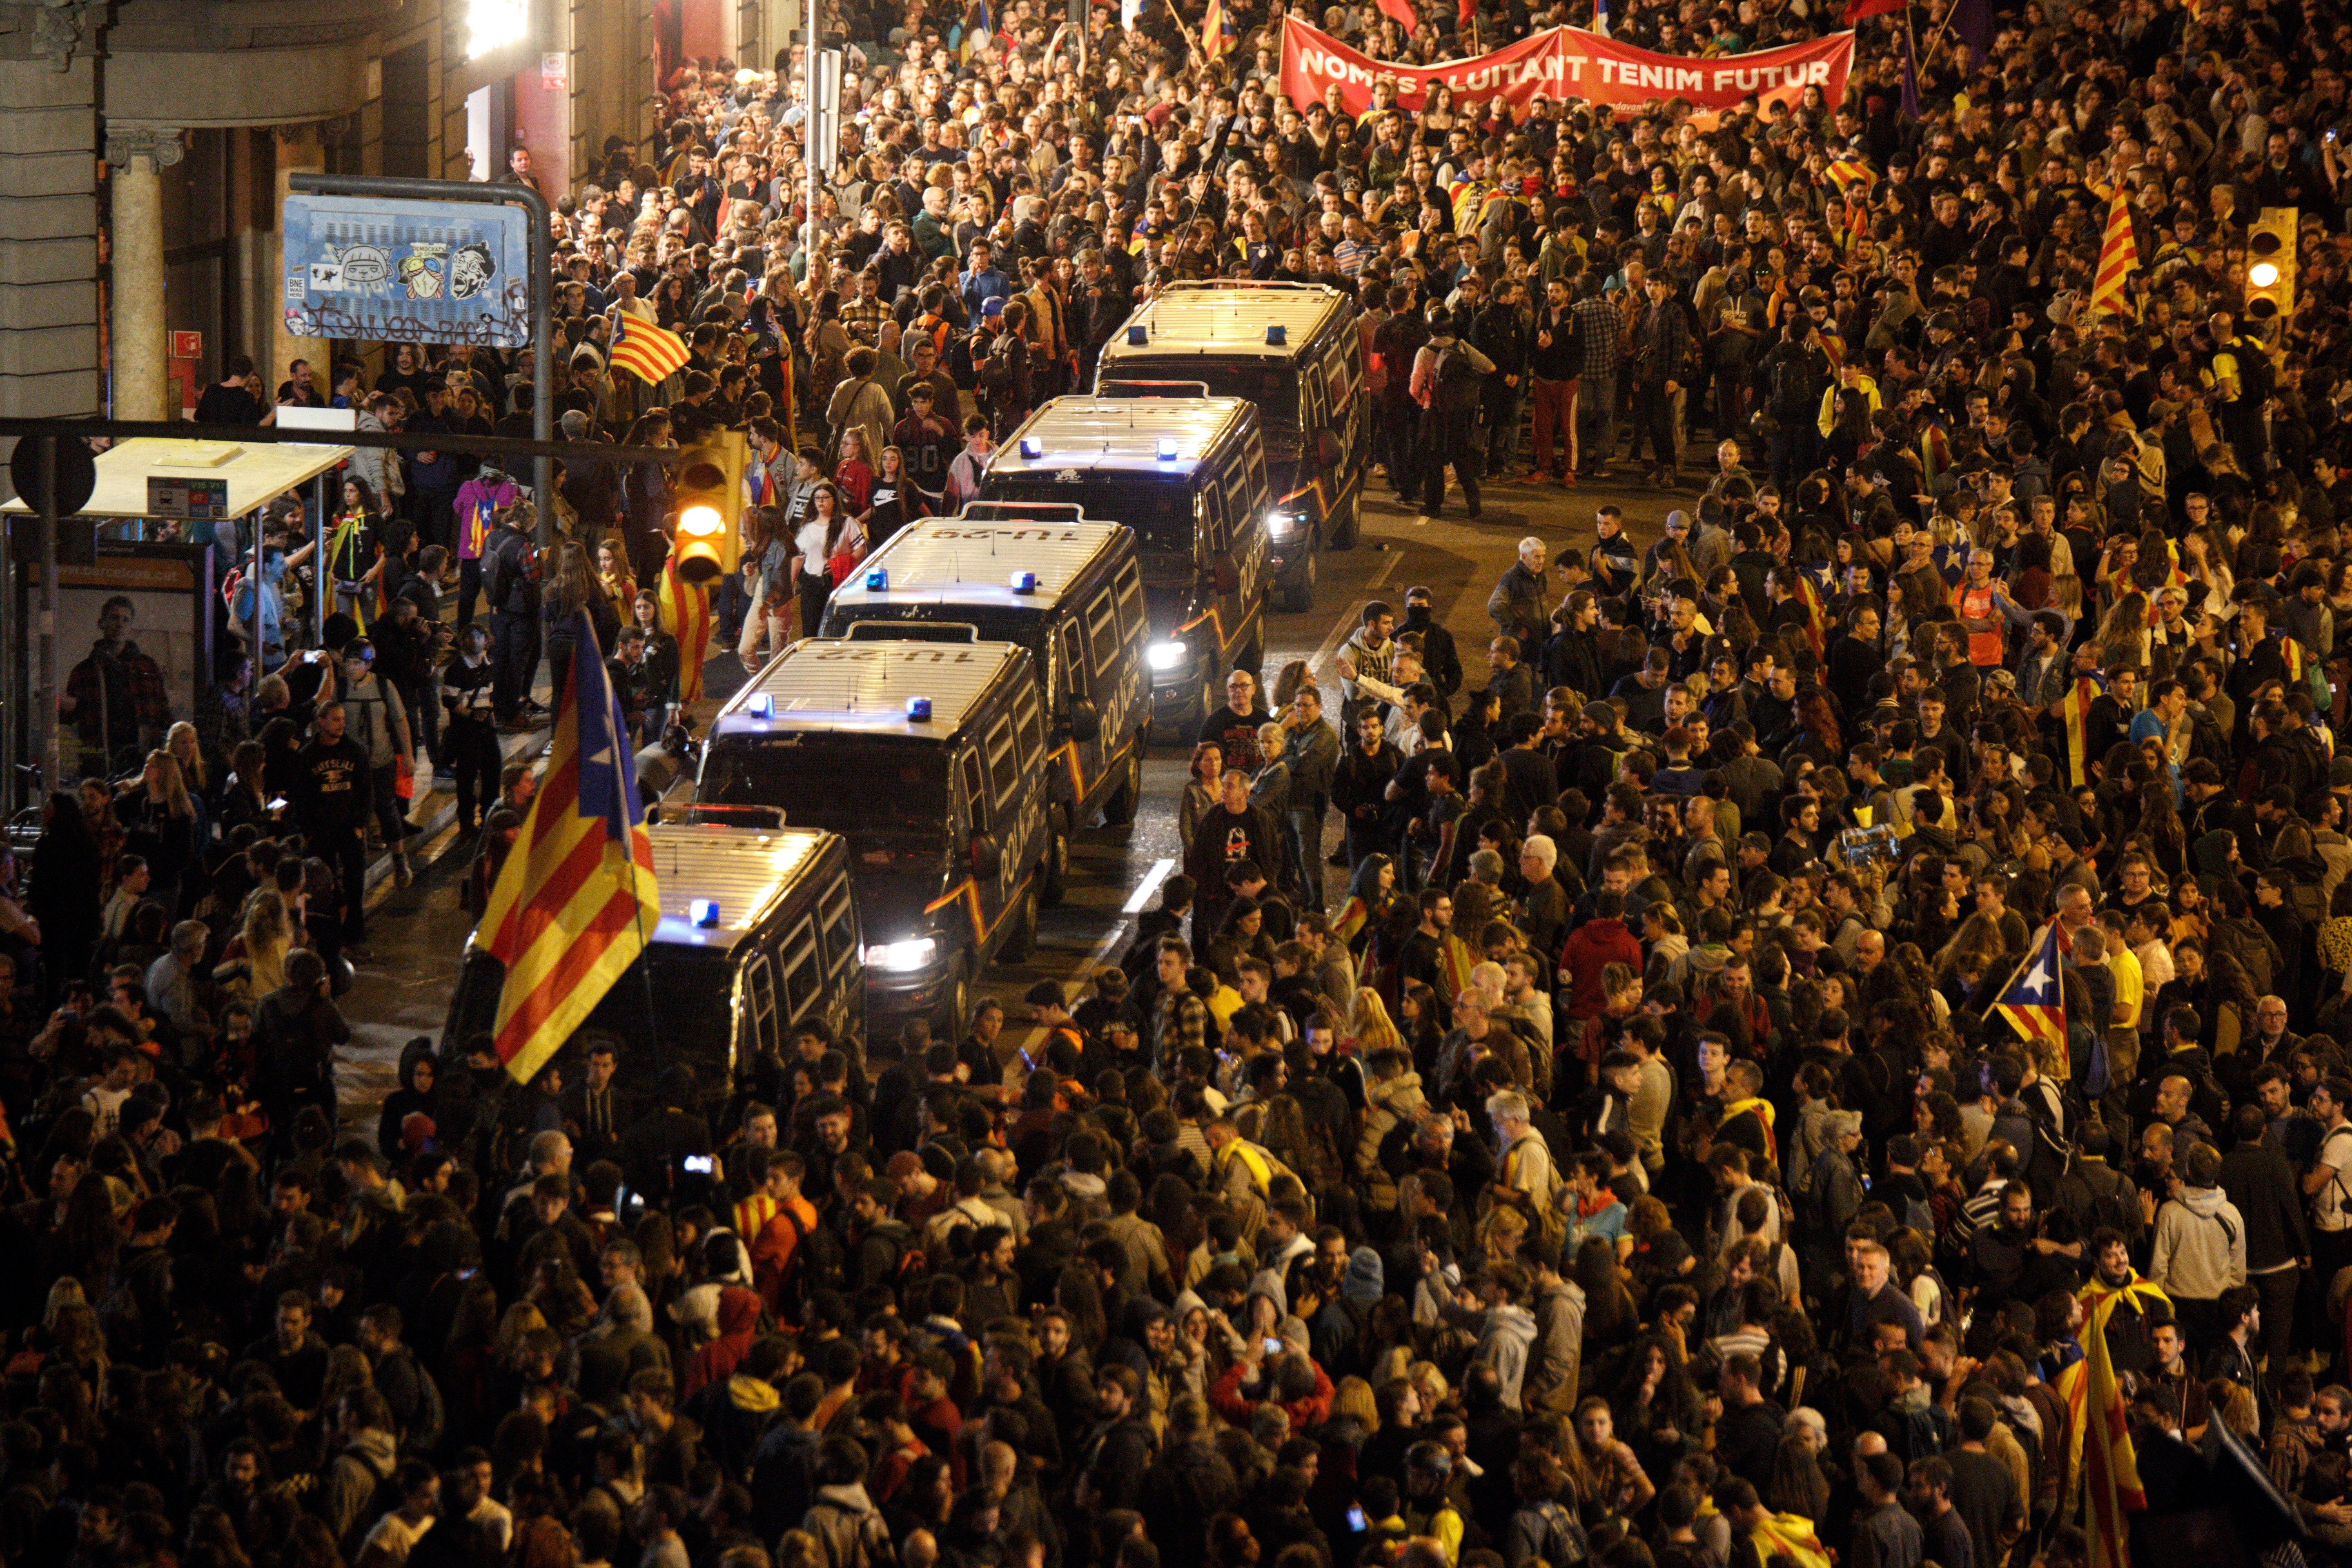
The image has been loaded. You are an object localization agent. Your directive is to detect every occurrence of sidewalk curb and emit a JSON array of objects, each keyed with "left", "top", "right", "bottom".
[{"left": 362, "top": 725, "right": 547, "bottom": 892}]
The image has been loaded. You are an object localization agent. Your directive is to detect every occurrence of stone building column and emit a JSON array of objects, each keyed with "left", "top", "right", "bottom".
[
  {"left": 270, "top": 123, "right": 328, "bottom": 400},
  {"left": 102, "top": 124, "right": 180, "bottom": 423}
]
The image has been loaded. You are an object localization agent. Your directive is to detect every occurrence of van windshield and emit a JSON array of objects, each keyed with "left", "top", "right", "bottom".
[
  {"left": 700, "top": 741, "right": 951, "bottom": 861},
  {"left": 982, "top": 479, "right": 1197, "bottom": 558},
  {"left": 1115, "top": 361, "right": 1298, "bottom": 425}
]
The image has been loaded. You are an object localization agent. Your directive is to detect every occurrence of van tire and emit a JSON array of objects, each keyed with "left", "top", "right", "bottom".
[
  {"left": 1002, "top": 885, "right": 1039, "bottom": 963},
  {"left": 939, "top": 956, "right": 973, "bottom": 1038},
  {"left": 1040, "top": 816, "right": 1071, "bottom": 906},
  {"left": 1330, "top": 492, "right": 1361, "bottom": 550},
  {"left": 1102, "top": 740, "right": 1143, "bottom": 824},
  {"left": 1280, "top": 546, "right": 1318, "bottom": 613}
]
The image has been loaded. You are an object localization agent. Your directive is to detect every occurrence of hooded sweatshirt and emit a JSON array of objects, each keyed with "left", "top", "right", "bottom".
[
  {"left": 1477, "top": 1301, "right": 1541, "bottom": 1411},
  {"left": 2149, "top": 1185, "right": 2247, "bottom": 1301}
]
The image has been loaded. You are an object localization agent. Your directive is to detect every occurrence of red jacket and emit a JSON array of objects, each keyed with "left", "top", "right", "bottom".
[
  {"left": 1211, "top": 1356, "right": 1334, "bottom": 1431},
  {"left": 1560, "top": 916, "right": 1642, "bottom": 1023}
]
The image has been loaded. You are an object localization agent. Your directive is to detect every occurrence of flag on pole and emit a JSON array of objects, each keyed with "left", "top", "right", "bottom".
[
  {"left": 1900, "top": 41, "right": 1922, "bottom": 120},
  {"left": 1840, "top": 0, "right": 1904, "bottom": 22},
  {"left": 610, "top": 314, "right": 692, "bottom": 384},
  {"left": 1793, "top": 569, "right": 1829, "bottom": 664},
  {"left": 958, "top": 0, "right": 992, "bottom": 63},
  {"left": 2089, "top": 185, "right": 2140, "bottom": 319},
  {"left": 1459, "top": 0, "right": 1476, "bottom": 28},
  {"left": 1594, "top": 0, "right": 1612, "bottom": 33},
  {"left": 474, "top": 610, "right": 662, "bottom": 1083},
  {"left": 1375, "top": 0, "right": 1417, "bottom": 26},
  {"left": 1991, "top": 918, "right": 2068, "bottom": 1060},
  {"left": 1202, "top": 0, "right": 1234, "bottom": 57},
  {"left": 659, "top": 549, "right": 716, "bottom": 706}
]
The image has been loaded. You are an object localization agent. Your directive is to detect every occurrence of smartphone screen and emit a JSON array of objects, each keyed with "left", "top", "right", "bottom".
[
  {"left": 1347, "top": 1508, "right": 1368, "bottom": 1532},
  {"left": 1262, "top": 1338, "right": 1284, "bottom": 1358}
]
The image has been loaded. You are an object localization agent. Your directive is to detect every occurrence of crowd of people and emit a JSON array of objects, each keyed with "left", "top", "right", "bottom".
[{"left": 14, "top": 4, "right": 2352, "bottom": 1568}]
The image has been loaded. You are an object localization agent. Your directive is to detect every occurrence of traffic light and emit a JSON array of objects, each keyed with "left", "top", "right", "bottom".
[
  {"left": 670, "top": 432, "right": 745, "bottom": 585},
  {"left": 2245, "top": 207, "right": 2296, "bottom": 328}
]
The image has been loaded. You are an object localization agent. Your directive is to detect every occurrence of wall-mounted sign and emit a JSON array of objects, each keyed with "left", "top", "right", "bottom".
[
  {"left": 171, "top": 330, "right": 203, "bottom": 360},
  {"left": 281, "top": 192, "right": 534, "bottom": 348},
  {"left": 542, "top": 51, "right": 568, "bottom": 89}
]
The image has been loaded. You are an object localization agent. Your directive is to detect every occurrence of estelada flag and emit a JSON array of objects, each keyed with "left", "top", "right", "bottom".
[
  {"left": 1991, "top": 918, "right": 2068, "bottom": 1059},
  {"left": 474, "top": 608, "right": 662, "bottom": 1082},
  {"left": 659, "top": 547, "right": 715, "bottom": 706},
  {"left": 1793, "top": 569, "right": 1828, "bottom": 664},
  {"left": 1202, "top": 0, "right": 1233, "bottom": 56},
  {"left": 610, "top": 314, "right": 692, "bottom": 385}
]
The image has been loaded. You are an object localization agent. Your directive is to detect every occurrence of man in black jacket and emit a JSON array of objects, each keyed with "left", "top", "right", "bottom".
[
  {"left": 293, "top": 700, "right": 374, "bottom": 953},
  {"left": 2218, "top": 1101, "right": 2310, "bottom": 1371},
  {"left": 1474, "top": 279, "right": 1530, "bottom": 479},
  {"left": 481, "top": 507, "right": 540, "bottom": 728}
]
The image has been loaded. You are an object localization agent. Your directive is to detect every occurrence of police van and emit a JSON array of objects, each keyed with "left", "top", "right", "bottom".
[
  {"left": 978, "top": 395, "right": 1270, "bottom": 739},
  {"left": 819, "top": 510, "right": 1149, "bottom": 890},
  {"left": 1096, "top": 278, "right": 1368, "bottom": 608},
  {"left": 443, "top": 822, "right": 863, "bottom": 1106},
  {"left": 696, "top": 637, "right": 1053, "bottom": 1032}
]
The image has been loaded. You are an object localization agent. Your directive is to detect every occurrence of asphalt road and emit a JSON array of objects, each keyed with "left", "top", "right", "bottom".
[{"left": 334, "top": 466, "right": 1679, "bottom": 1134}]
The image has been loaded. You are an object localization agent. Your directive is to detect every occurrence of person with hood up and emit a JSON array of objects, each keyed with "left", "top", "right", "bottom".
[
  {"left": 681, "top": 1282, "right": 763, "bottom": 1401},
  {"left": 803, "top": 1434, "right": 893, "bottom": 1568},
  {"left": 1310, "top": 1245, "right": 1386, "bottom": 1374},
  {"left": 578, "top": 1280, "right": 671, "bottom": 1406},
  {"left": 2147, "top": 1140, "right": 2249, "bottom": 1346},
  {"left": 1522, "top": 1236, "right": 1588, "bottom": 1415},
  {"left": 376, "top": 1038, "right": 440, "bottom": 1160}
]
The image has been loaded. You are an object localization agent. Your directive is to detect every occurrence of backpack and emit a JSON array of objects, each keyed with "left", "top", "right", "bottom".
[
  {"left": 1770, "top": 342, "right": 1826, "bottom": 416},
  {"left": 2056, "top": 1159, "right": 2141, "bottom": 1244},
  {"left": 383, "top": 1345, "right": 446, "bottom": 1455},
  {"left": 2185, "top": 705, "right": 2232, "bottom": 771},
  {"left": 1434, "top": 346, "right": 1484, "bottom": 415}
]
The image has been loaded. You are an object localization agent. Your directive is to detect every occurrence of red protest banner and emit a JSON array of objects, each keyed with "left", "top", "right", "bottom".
[{"left": 1278, "top": 16, "right": 1853, "bottom": 118}]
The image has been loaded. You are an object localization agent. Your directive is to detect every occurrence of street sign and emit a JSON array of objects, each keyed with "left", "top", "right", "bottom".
[
  {"left": 147, "top": 475, "right": 228, "bottom": 521},
  {"left": 281, "top": 192, "right": 534, "bottom": 348},
  {"left": 171, "top": 330, "right": 203, "bottom": 360}
]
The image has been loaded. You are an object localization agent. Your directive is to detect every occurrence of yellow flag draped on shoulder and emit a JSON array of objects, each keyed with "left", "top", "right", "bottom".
[
  {"left": 476, "top": 608, "right": 662, "bottom": 1083},
  {"left": 1748, "top": 1514, "right": 1831, "bottom": 1568},
  {"left": 2090, "top": 187, "right": 2140, "bottom": 319},
  {"left": 2056, "top": 1273, "right": 2169, "bottom": 1568}
]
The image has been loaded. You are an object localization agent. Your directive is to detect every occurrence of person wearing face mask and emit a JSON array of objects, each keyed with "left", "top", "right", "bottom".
[{"left": 1403, "top": 587, "right": 1462, "bottom": 711}]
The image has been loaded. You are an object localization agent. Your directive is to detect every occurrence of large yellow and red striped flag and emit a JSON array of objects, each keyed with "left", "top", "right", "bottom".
[
  {"left": 1748, "top": 1515, "right": 1831, "bottom": 1568},
  {"left": 475, "top": 609, "right": 662, "bottom": 1082},
  {"left": 610, "top": 314, "right": 693, "bottom": 384},
  {"left": 2089, "top": 187, "right": 2140, "bottom": 319},
  {"left": 659, "top": 546, "right": 715, "bottom": 706},
  {"left": 2055, "top": 1274, "right": 2170, "bottom": 1568},
  {"left": 1793, "top": 570, "right": 1829, "bottom": 664},
  {"left": 1202, "top": 0, "right": 1233, "bottom": 56}
]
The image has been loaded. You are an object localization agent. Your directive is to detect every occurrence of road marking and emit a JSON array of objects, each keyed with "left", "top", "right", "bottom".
[
  {"left": 1369, "top": 551, "right": 1401, "bottom": 590},
  {"left": 1122, "top": 857, "right": 1176, "bottom": 914}
]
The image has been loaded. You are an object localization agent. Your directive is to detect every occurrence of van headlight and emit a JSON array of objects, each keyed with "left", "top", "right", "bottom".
[
  {"left": 1149, "top": 639, "right": 1192, "bottom": 670},
  {"left": 1268, "top": 510, "right": 1305, "bottom": 539},
  {"left": 863, "top": 937, "right": 938, "bottom": 971}
]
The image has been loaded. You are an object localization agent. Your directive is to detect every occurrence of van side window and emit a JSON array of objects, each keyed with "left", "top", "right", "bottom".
[
  {"left": 780, "top": 916, "right": 820, "bottom": 1019},
  {"left": 985, "top": 715, "right": 1019, "bottom": 808},
  {"left": 1198, "top": 487, "right": 1225, "bottom": 553},
  {"left": 1059, "top": 621, "right": 1089, "bottom": 700},
  {"left": 1222, "top": 471, "right": 1250, "bottom": 540},
  {"left": 743, "top": 955, "right": 778, "bottom": 1060},
  {"left": 1012, "top": 679, "right": 1045, "bottom": 762},
  {"left": 1114, "top": 560, "right": 1144, "bottom": 640},
  {"left": 819, "top": 875, "right": 858, "bottom": 980},
  {"left": 1326, "top": 344, "right": 1353, "bottom": 412},
  {"left": 1301, "top": 375, "right": 1323, "bottom": 434},
  {"left": 960, "top": 748, "right": 989, "bottom": 829},
  {"left": 1085, "top": 590, "right": 1119, "bottom": 675}
]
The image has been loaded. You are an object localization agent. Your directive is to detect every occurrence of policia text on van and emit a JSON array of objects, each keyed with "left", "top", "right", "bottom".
[
  {"left": 820, "top": 511, "right": 1150, "bottom": 896},
  {"left": 443, "top": 824, "right": 863, "bottom": 1111},
  {"left": 695, "top": 638, "right": 1054, "bottom": 1033},
  {"left": 1095, "top": 279, "right": 1370, "bottom": 610},
  {"left": 978, "top": 395, "right": 1270, "bottom": 737}
]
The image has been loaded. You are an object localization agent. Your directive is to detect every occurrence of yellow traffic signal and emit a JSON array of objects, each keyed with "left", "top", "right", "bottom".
[
  {"left": 2245, "top": 207, "right": 2296, "bottom": 327},
  {"left": 671, "top": 432, "right": 745, "bottom": 585}
]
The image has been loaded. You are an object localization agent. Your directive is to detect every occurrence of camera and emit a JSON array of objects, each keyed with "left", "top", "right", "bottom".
[{"left": 1838, "top": 822, "right": 1900, "bottom": 869}]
